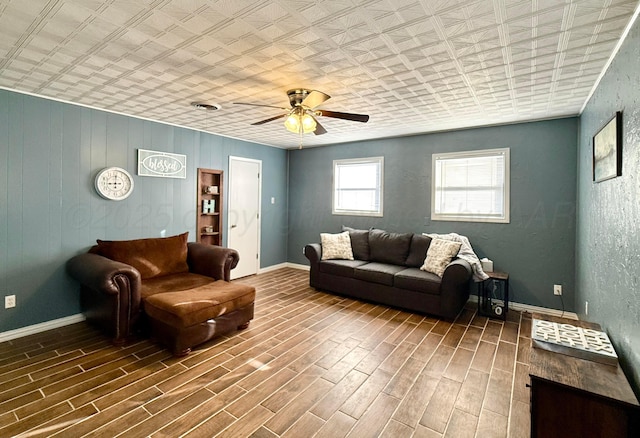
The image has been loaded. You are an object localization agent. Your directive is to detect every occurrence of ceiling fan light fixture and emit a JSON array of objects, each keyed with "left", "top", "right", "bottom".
[
  {"left": 284, "top": 113, "right": 299, "bottom": 133},
  {"left": 301, "top": 113, "right": 316, "bottom": 132},
  {"left": 284, "top": 109, "right": 316, "bottom": 134},
  {"left": 236, "top": 88, "right": 367, "bottom": 140}
]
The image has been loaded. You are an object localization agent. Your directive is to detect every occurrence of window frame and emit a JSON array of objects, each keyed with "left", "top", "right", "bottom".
[
  {"left": 431, "top": 148, "right": 510, "bottom": 223},
  {"left": 332, "top": 156, "right": 384, "bottom": 217}
]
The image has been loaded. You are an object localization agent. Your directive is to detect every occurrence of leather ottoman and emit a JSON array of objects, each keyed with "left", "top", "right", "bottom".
[{"left": 144, "top": 280, "right": 256, "bottom": 356}]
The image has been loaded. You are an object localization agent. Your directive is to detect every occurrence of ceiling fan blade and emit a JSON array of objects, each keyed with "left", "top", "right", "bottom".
[
  {"left": 316, "top": 110, "right": 369, "bottom": 123},
  {"left": 251, "top": 113, "right": 287, "bottom": 125},
  {"left": 234, "top": 102, "right": 288, "bottom": 110},
  {"left": 301, "top": 90, "right": 330, "bottom": 109},
  {"left": 313, "top": 117, "right": 327, "bottom": 135}
]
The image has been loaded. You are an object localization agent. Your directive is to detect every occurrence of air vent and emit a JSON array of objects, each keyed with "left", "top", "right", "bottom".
[{"left": 191, "top": 102, "right": 220, "bottom": 111}]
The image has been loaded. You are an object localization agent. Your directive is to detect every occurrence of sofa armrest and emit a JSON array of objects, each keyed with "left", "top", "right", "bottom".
[
  {"left": 304, "top": 243, "right": 322, "bottom": 264},
  {"left": 67, "top": 253, "right": 142, "bottom": 296},
  {"left": 442, "top": 258, "right": 473, "bottom": 289},
  {"left": 187, "top": 243, "right": 239, "bottom": 281},
  {"left": 66, "top": 252, "right": 142, "bottom": 344},
  {"left": 444, "top": 258, "right": 472, "bottom": 275},
  {"left": 304, "top": 244, "right": 322, "bottom": 288},
  {"left": 440, "top": 258, "right": 473, "bottom": 319}
]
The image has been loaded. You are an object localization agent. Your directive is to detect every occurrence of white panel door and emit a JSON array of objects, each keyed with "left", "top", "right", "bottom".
[{"left": 228, "top": 157, "right": 261, "bottom": 279}]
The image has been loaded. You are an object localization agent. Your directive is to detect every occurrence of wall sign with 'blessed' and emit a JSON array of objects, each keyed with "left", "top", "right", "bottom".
[{"left": 138, "top": 149, "right": 186, "bottom": 179}]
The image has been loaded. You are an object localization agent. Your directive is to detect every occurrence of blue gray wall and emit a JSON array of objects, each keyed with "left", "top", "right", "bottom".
[
  {"left": 576, "top": 15, "right": 640, "bottom": 393},
  {"left": 287, "top": 118, "right": 578, "bottom": 311},
  {"left": 0, "top": 89, "right": 288, "bottom": 333}
]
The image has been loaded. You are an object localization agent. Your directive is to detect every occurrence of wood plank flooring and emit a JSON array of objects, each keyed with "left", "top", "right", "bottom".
[{"left": 0, "top": 268, "right": 533, "bottom": 437}]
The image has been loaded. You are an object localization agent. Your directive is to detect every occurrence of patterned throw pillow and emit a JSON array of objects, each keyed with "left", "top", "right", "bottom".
[
  {"left": 320, "top": 231, "right": 354, "bottom": 260},
  {"left": 420, "top": 238, "right": 462, "bottom": 277}
]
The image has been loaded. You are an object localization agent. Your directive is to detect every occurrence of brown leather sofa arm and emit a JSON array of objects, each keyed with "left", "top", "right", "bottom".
[
  {"left": 187, "top": 243, "right": 239, "bottom": 281},
  {"left": 67, "top": 253, "right": 142, "bottom": 296},
  {"left": 66, "top": 252, "right": 142, "bottom": 344}
]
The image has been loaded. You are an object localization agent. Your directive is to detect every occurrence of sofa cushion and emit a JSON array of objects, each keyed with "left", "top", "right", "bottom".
[
  {"left": 318, "top": 259, "right": 368, "bottom": 278},
  {"left": 420, "top": 239, "right": 462, "bottom": 277},
  {"left": 405, "top": 234, "right": 432, "bottom": 267},
  {"left": 368, "top": 229, "right": 413, "bottom": 265},
  {"left": 140, "top": 272, "right": 214, "bottom": 299},
  {"left": 95, "top": 232, "right": 189, "bottom": 280},
  {"left": 354, "top": 262, "right": 406, "bottom": 286},
  {"left": 394, "top": 268, "right": 442, "bottom": 295},
  {"left": 342, "top": 226, "right": 370, "bottom": 261},
  {"left": 144, "top": 280, "right": 256, "bottom": 328},
  {"left": 320, "top": 231, "right": 354, "bottom": 260}
]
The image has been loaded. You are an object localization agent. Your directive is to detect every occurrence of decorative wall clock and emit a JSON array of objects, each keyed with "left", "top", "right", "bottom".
[{"left": 94, "top": 167, "right": 134, "bottom": 200}]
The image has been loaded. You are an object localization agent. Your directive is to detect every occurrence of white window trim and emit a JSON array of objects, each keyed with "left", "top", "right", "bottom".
[
  {"left": 332, "top": 156, "right": 384, "bottom": 217},
  {"left": 431, "top": 148, "right": 510, "bottom": 224}
]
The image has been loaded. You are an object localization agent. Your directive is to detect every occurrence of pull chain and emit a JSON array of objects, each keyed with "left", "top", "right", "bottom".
[{"left": 298, "top": 123, "right": 304, "bottom": 149}]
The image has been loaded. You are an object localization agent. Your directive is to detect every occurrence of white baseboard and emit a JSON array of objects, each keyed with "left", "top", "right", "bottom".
[
  {"left": 0, "top": 314, "right": 86, "bottom": 343},
  {"left": 285, "top": 262, "right": 309, "bottom": 271},
  {"left": 467, "top": 294, "right": 578, "bottom": 320},
  {"left": 259, "top": 262, "right": 309, "bottom": 273}
]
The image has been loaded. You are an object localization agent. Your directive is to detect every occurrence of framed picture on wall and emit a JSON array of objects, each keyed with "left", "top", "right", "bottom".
[{"left": 593, "top": 111, "right": 622, "bottom": 183}]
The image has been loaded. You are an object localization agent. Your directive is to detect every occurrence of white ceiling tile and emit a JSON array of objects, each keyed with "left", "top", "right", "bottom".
[{"left": 1, "top": 0, "right": 638, "bottom": 149}]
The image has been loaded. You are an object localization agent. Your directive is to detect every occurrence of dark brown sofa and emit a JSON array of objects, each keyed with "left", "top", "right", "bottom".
[
  {"left": 66, "top": 232, "right": 255, "bottom": 355},
  {"left": 305, "top": 228, "right": 472, "bottom": 319}
]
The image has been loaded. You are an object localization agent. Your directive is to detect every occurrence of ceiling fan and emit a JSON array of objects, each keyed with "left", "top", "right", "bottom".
[{"left": 234, "top": 89, "right": 369, "bottom": 138}]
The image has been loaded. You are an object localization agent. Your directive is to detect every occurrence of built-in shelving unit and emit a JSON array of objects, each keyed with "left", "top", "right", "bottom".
[{"left": 196, "top": 168, "right": 223, "bottom": 246}]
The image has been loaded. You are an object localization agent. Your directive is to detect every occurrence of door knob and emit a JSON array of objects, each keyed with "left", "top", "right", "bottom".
[{"left": 231, "top": 224, "right": 237, "bottom": 228}]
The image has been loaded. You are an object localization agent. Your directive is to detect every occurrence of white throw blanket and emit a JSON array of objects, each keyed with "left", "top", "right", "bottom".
[{"left": 424, "top": 232, "right": 489, "bottom": 282}]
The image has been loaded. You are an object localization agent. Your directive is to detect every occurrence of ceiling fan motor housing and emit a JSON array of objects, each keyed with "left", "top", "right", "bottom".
[{"left": 287, "top": 89, "right": 312, "bottom": 107}]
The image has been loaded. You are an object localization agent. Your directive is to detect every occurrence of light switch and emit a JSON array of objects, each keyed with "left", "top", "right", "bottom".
[{"left": 271, "top": 197, "right": 275, "bottom": 204}]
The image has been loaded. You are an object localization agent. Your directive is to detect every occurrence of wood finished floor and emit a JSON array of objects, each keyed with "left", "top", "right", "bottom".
[{"left": 0, "top": 268, "right": 533, "bottom": 438}]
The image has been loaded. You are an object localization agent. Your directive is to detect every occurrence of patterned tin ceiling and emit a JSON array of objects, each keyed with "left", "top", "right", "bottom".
[{"left": 1, "top": 0, "right": 638, "bottom": 148}]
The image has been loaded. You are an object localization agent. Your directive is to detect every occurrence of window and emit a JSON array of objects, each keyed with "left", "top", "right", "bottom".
[
  {"left": 431, "top": 148, "right": 509, "bottom": 223},
  {"left": 333, "top": 157, "right": 384, "bottom": 217}
]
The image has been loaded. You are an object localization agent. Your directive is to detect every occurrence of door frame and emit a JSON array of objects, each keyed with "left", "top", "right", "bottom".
[{"left": 228, "top": 156, "right": 262, "bottom": 278}]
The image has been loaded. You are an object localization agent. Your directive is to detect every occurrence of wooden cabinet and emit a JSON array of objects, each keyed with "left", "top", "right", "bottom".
[
  {"left": 196, "top": 168, "right": 223, "bottom": 246},
  {"left": 529, "top": 313, "right": 639, "bottom": 438}
]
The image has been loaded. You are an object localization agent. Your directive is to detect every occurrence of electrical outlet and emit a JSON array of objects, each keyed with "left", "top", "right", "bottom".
[
  {"left": 553, "top": 284, "right": 562, "bottom": 296},
  {"left": 5, "top": 295, "right": 16, "bottom": 309},
  {"left": 585, "top": 301, "right": 589, "bottom": 315}
]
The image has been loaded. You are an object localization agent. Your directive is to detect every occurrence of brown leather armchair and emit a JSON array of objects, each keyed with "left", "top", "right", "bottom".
[{"left": 67, "top": 240, "right": 239, "bottom": 345}]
